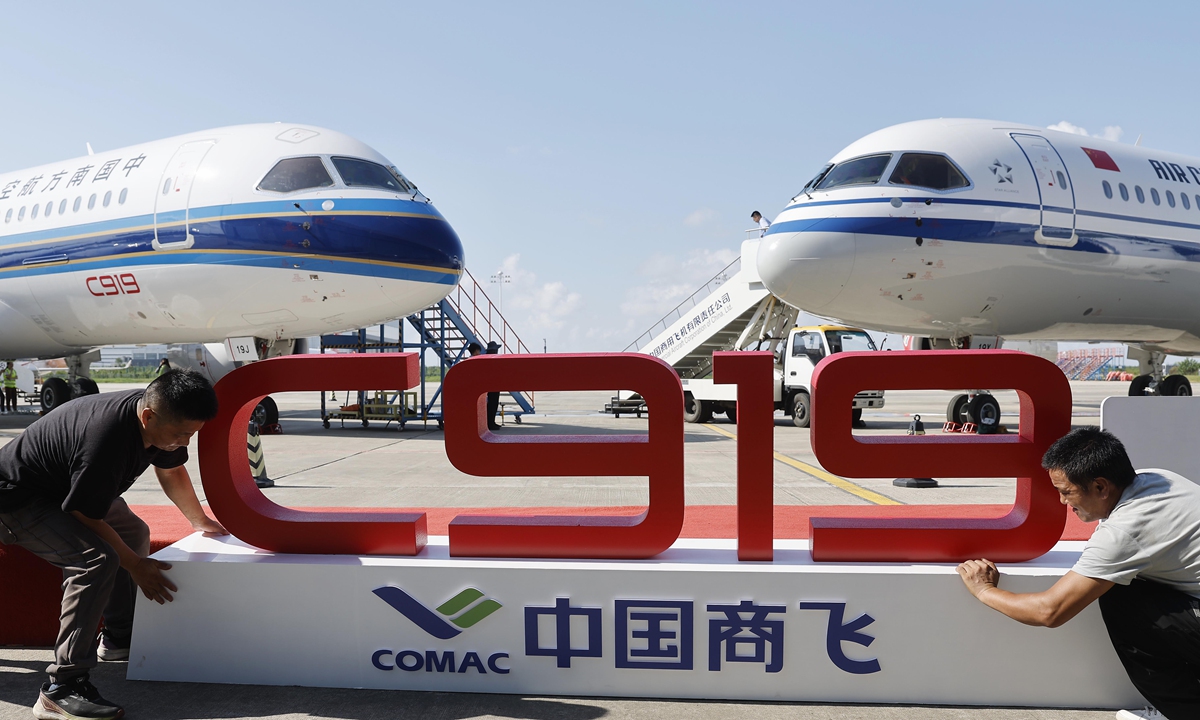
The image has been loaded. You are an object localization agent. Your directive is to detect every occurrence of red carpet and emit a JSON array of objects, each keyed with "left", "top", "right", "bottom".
[{"left": 0, "top": 504, "right": 1096, "bottom": 647}]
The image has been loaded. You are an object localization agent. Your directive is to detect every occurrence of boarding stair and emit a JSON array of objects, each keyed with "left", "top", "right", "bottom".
[
  {"left": 607, "top": 239, "right": 798, "bottom": 415},
  {"left": 320, "top": 268, "right": 535, "bottom": 428}
]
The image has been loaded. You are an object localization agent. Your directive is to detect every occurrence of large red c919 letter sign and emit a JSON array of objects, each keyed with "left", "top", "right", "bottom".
[
  {"left": 443, "top": 353, "right": 684, "bottom": 559},
  {"left": 197, "top": 354, "right": 427, "bottom": 555},
  {"left": 809, "top": 350, "right": 1071, "bottom": 563}
]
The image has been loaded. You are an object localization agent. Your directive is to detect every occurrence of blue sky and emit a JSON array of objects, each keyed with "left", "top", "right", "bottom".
[{"left": 0, "top": 2, "right": 1192, "bottom": 352}]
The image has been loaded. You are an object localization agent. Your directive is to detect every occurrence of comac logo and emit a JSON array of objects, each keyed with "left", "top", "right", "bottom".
[{"left": 373, "top": 586, "right": 502, "bottom": 639}]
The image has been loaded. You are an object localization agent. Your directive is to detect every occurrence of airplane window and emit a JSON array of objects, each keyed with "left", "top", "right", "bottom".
[
  {"left": 18, "top": 206, "right": 25, "bottom": 221},
  {"left": 330, "top": 156, "right": 409, "bottom": 192},
  {"left": 72, "top": 197, "right": 81, "bottom": 212},
  {"left": 58, "top": 199, "right": 67, "bottom": 215},
  {"left": 31, "top": 204, "right": 39, "bottom": 220},
  {"left": 888, "top": 153, "right": 969, "bottom": 190},
  {"left": 103, "top": 191, "right": 111, "bottom": 207},
  {"left": 88, "top": 194, "right": 96, "bottom": 210},
  {"left": 1151, "top": 188, "right": 1161, "bottom": 205},
  {"left": 1056, "top": 171, "right": 1068, "bottom": 189},
  {"left": 1167, "top": 190, "right": 1176, "bottom": 208},
  {"left": 257, "top": 157, "right": 334, "bottom": 193},
  {"left": 1120, "top": 183, "right": 1129, "bottom": 201},
  {"left": 162, "top": 178, "right": 172, "bottom": 196},
  {"left": 119, "top": 188, "right": 127, "bottom": 205},
  {"left": 46, "top": 201, "right": 54, "bottom": 217},
  {"left": 3, "top": 209, "right": 10, "bottom": 223},
  {"left": 1103, "top": 181, "right": 1112, "bottom": 199},
  {"left": 1184, "top": 193, "right": 1191, "bottom": 210},
  {"left": 1195, "top": 194, "right": 1200, "bottom": 210},
  {"left": 1136, "top": 186, "right": 1145, "bottom": 203}
]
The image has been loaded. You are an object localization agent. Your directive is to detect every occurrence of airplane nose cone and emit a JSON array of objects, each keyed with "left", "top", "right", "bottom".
[{"left": 756, "top": 229, "right": 855, "bottom": 312}]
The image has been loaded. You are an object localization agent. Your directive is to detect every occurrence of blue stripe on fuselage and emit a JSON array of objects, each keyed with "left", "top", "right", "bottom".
[
  {"left": 767, "top": 197, "right": 1200, "bottom": 263},
  {"left": 0, "top": 197, "right": 463, "bottom": 283},
  {"left": 766, "top": 214, "right": 1200, "bottom": 263}
]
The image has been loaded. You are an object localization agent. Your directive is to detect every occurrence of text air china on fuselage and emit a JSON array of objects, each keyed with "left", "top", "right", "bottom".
[{"left": 0, "top": 123, "right": 464, "bottom": 360}]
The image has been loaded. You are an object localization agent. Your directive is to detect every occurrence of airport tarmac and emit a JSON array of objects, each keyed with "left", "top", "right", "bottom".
[{"left": 0, "top": 380, "right": 1132, "bottom": 720}]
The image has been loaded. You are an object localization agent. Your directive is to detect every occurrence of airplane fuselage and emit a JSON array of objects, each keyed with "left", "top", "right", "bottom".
[
  {"left": 758, "top": 119, "right": 1200, "bottom": 354},
  {"left": 0, "top": 123, "right": 463, "bottom": 359}
]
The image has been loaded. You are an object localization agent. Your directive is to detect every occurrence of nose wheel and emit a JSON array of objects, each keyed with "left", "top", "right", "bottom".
[{"left": 946, "top": 392, "right": 1001, "bottom": 432}]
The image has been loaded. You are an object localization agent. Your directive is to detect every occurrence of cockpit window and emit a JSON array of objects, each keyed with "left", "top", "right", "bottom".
[
  {"left": 815, "top": 154, "right": 892, "bottom": 190},
  {"left": 257, "top": 157, "right": 334, "bottom": 193},
  {"left": 331, "top": 157, "right": 410, "bottom": 192},
  {"left": 888, "top": 153, "right": 969, "bottom": 190}
]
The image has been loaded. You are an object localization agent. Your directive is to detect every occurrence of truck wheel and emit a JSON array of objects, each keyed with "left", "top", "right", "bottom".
[
  {"left": 791, "top": 393, "right": 811, "bottom": 428},
  {"left": 725, "top": 404, "right": 737, "bottom": 424},
  {"left": 852, "top": 408, "right": 864, "bottom": 428},
  {"left": 946, "top": 393, "right": 970, "bottom": 424},
  {"left": 683, "top": 393, "right": 708, "bottom": 423}
]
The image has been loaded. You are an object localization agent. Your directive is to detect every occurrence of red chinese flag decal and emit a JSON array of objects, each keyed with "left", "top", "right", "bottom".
[{"left": 1082, "top": 147, "right": 1120, "bottom": 172}]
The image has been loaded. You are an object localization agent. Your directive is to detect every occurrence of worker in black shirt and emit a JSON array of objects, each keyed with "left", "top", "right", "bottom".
[{"left": 0, "top": 369, "right": 224, "bottom": 720}]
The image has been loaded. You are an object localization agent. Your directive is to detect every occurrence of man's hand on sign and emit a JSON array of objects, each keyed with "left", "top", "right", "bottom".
[
  {"left": 193, "top": 515, "right": 227, "bottom": 537},
  {"left": 131, "top": 557, "right": 177, "bottom": 604},
  {"left": 956, "top": 558, "right": 1000, "bottom": 598}
]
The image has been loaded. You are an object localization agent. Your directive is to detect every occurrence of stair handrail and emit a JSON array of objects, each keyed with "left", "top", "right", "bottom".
[
  {"left": 622, "top": 255, "right": 742, "bottom": 353},
  {"left": 443, "top": 268, "right": 532, "bottom": 356}
]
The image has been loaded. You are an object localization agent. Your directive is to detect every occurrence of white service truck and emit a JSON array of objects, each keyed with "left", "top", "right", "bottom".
[
  {"left": 614, "top": 239, "right": 884, "bottom": 427},
  {"left": 681, "top": 324, "right": 884, "bottom": 428}
]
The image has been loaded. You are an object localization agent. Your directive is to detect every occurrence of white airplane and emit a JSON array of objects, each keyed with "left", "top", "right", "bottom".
[
  {"left": 757, "top": 118, "right": 1200, "bottom": 424},
  {"left": 0, "top": 123, "right": 464, "bottom": 412}
]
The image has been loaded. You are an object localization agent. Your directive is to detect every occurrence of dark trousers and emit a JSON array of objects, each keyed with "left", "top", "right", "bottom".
[
  {"left": 4, "top": 387, "right": 16, "bottom": 411},
  {"left": 486, "top": 391, "right": 500, "bottom": 430},
  {"left": 1099, "top": 578, "right": 1200, "bottom": 718},
  {"left": 0, "top": 497, "right": 149, "bottom": 683}
]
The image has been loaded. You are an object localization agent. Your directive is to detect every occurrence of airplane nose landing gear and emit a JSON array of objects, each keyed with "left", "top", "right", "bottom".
[{"left": 1127, "top": 349, "right": 1192, "bottom": 396}]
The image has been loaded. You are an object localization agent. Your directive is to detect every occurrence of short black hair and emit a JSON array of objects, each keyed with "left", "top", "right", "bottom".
[
  {"left": 466, "top": 342, "right": 482, "bottom": 355},
  {"left": 751, "top": 211, "right": 762, "bottom": 218},
  {"left": 144, "top": 369, "right": 219, "bottom": 423},
  {"left": 1041, "top": 427, "right": 1137, "bottom": 489}
]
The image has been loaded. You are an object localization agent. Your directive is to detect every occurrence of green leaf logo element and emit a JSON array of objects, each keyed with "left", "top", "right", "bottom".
[{"left": 433, "top": 587, "right": 502, "bottom": 629}]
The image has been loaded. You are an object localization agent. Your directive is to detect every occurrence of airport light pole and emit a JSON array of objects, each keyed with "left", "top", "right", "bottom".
[{"left": 490, "top": 271, "right": 512, "bottom": 313}]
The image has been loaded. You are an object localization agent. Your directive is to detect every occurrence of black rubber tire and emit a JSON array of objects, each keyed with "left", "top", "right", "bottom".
[
  {"left": 41, "top": 377, "right": 72, "bottom": 413},
  {"left": 362, "top": 418, "right": 369, "bottom": 428},
  {"left": 967, "top": 393, "right": 1002, "bottom": 430},
  {"left": 946, "top": 393, "right": 970, "bottom": 424},
  {"left": 851, "top": 408, "right": 864, "bottom": 427},
  {"left": 683, "top": 393, "right": 712, "bottom": 423},
  {"left": 791, "top": 393, "right": 811, "bottom": 429},
  {"left": 1129, "top": 375, "right": 1153, "bottom": 397},
  {"left": 322, "top": 418, "right": 330, "bottom": 429},
  {"left": 1159, "top": 375, "right": 1192, "bottom": 396},
  {"left": 76, "top": 378, "right": 99, "bottom": 396},
  {"left": 725, "top": 404, "right": 737, "bottom": 424},
  {"left": 252, "top": 396, "right": 279, "bottom": 426}
]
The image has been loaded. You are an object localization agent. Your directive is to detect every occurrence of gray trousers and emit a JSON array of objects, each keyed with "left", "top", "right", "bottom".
[{"left": 0, "top": 497, "right": 150, "bottom": 683}]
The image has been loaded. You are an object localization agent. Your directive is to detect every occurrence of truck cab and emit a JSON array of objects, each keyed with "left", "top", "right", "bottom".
[{"left": 783, "top": 325, "right": 885, "bottom": 428}]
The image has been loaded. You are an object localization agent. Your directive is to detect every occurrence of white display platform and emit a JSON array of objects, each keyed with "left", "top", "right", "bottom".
[
  {"left": 128, "top": 534, "right": 1143, "bottom": 708},
  {"left": 1102, "top": 396, "right": 1200, "bottom": 483}
]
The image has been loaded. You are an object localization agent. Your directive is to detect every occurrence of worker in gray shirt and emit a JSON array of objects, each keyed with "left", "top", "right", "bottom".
[{"left": 956, "top": 427, "right": 1200, "bottom": 720}]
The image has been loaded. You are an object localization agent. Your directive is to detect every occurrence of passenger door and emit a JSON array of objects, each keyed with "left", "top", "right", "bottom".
[
  {"left": 154, "top": 140, "right": 215, "bottom": 250},
  {"left": 786, "top": 331, "right": 825, "bottom": 389},
  {"left": 1011, "top": 134, "right": 1076, "bottom": 246}
]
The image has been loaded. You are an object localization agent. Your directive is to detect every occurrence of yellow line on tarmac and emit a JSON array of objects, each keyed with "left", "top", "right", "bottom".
[{"left": 701, "top": 423, "right": 902, "bottom": 506}]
